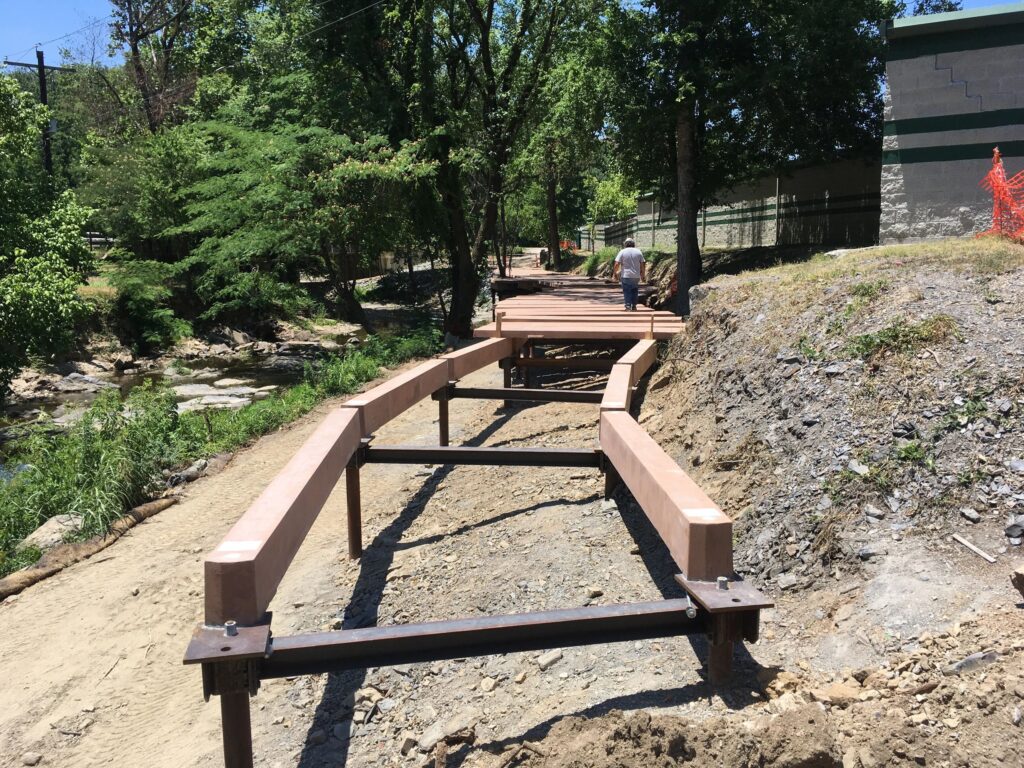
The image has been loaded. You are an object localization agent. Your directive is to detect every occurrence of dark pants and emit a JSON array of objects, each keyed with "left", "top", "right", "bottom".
[{"left": 621, "top": 278, "right": 639, "bottom": 308}]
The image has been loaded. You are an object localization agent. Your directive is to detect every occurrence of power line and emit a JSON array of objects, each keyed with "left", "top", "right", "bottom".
[
  {"left": 36, "top": 15, "right": 113, "bottom": 49},
  {"left": 5, "top": 16, "right": 113, "bottom": 63},
  {"left": 129, "top": 0, "right": 395, "bottom": 109},
  {"left": 297, "top": 0, "right": 391, "bottom": 41}
]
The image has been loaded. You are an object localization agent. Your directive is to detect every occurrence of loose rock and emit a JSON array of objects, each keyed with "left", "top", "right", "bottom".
[{"left": 537, "top": 649, "right": 563, "bottom": 671}]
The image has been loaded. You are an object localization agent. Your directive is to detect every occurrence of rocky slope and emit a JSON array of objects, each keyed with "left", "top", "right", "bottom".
[{"left": 639, "top": 238, "right": 1024, "bottom": 592}]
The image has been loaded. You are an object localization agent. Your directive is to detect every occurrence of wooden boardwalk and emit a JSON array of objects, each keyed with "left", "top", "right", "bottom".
[
  {"left": 185, "top": 268, "right": 769, "bottom": 768},
  {"left": 479, "top": 269, "right": 683, "bottom": 340}
]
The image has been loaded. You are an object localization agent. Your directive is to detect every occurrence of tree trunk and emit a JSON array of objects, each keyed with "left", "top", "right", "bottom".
[
  {"left": 472, "top": 168, "right": 502, "bottom": 271},
  {"left": 128, "top": 41, "right": 158, "bottom": 133},
  {"left": 438, "top": 154, "right": 478, "bottom": 338},
  {"left": 546, "top": 169, "right": 561, "bottom": 271},
  {"left": 497, "top": 196, "right": 508, "bottom": 278},
  {"left": 673, "top": 98, "right": 701, "bottom": 316},
  {"left": 331, "top": 251, "right": 367, "bottom": 325}
]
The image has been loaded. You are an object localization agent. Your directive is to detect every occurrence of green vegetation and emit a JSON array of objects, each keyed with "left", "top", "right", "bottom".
[
  {"left": 827, "top": 279, "right": 889, "bottom": 335},
  {"left": 939, "top": 394, "right": 988, "bottom": 433},
  {"left": 1, "top": 0, "right": 929, "bottom": 356},
  {"left": 0, "top": 76, "right": 93, "bottom": 395},
  {"left": 844, "top": 315, "right": 961, "bottom": 361},
  {"left": 850, "top": 280, "right": 889, "bottom": 300},
  {"left": 108, "top": 258, "right": 192, "bottom": 353},
  {"left": 797, "top": 335, "right": 824, "bottom": 361},
  {"left": 0, "top": 329, "right": 440, "bottom": 577},
  {"left": 579, "top": 245, "right": 675, "bottom": 277}
]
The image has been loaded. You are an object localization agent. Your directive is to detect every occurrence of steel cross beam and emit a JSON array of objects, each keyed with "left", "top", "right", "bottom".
[
  {"left": 363, "top": 445, "right": 604, "bottom": 468},
  {"left": 185, "top": 599, "right": 707, "bottom": 681},
  {"left": 441, "top": 385, "right": 604, "bottom": 404}
]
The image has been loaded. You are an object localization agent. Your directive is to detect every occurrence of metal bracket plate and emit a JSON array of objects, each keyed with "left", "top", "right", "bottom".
[
  {"left": 183, "top": 621, "right": 272, "bottom": 666},
  {"left": 675, "top": 574, "right": 773, "bottom": 614}
]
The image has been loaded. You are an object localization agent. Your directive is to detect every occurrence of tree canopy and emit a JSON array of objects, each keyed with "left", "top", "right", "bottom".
[{"left": 0, "top": 0, "right": 939, "bottom": 385}]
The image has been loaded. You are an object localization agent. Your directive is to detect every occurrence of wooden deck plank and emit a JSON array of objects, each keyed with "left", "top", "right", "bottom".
[
  {"left": 204, "top": 408, "right": 363, "bottom": 624},
  {"left": 599, "top": 411, "right": 733, "bottom": 581}
]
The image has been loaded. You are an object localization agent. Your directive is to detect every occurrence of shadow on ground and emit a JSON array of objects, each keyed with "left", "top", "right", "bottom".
[{"left": 296, "top": 347, "right": 762, "bottom": 767}]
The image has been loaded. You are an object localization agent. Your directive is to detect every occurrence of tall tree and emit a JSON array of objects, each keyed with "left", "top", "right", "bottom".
[
  {"left": 306, "top": 0, "right": 570, "bottom": 336},
  {"left": 109, "top": 0, "right": 195, "bottom": 132},
  {"left": 606, "top": 0, "right": 892, "bottom": 315}
]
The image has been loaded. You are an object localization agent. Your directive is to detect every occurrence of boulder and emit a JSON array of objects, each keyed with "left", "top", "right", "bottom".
[{"left": 22, "top": 514, "right": 83, "bottom": 551}]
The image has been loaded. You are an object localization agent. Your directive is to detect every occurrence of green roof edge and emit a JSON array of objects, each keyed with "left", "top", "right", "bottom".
[{"left": 886, "top": 2, "right": 1024, "bottom": 38}]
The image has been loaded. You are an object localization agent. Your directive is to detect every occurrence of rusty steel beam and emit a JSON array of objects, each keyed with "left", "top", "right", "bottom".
[
  {"left": 219, "top": 692, "right": 254, "bottom": 768},
  {"left": 259, "top": 600, "right": 706, "bottom": 678},
  {"left": 449, "top": 386, "right": 603, "bottom": 404},
  {"left": 346, "top": 461, "right": 362, "bottom": 560},
  {"left": 363, "top": 445, "right": 603, "bottom": 468}
]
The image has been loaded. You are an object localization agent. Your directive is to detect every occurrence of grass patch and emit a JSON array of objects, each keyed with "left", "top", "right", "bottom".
[
  {"left": 797, "top": 335, "right": 824, "bottom": 361},
  {"left": 850, "top": 279, "right": 889, "bottom": 300},
  {"left": 0, "top": 328, "right": 441, "bottom": 577},
  {"left": 580, "top": 247, "right": 618, "bottom": 276},
  {"left": 844, "top": 315, "right": 960, "bottom": 362},
  {"left": 577, "top": 245, "right": 675, "bottom": 277}
]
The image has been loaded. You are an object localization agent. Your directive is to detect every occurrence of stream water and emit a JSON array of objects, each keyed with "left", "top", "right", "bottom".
[{"left": 0, "top": 329, "right": 368, "bottom": 440}]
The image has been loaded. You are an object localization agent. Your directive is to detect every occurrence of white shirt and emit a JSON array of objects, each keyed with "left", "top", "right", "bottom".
[{"left": 614, "top": 247, "right": 645, "bottom": 280}]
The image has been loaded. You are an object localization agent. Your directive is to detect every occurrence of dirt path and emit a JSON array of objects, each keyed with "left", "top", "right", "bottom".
[
  {"left": 0, "top": 361, "right": 504, "bottom": 767},
  {"left": 1, "top": 359, "right": 706, "bottom": 768},
  {"left": 7, "top": 329, "right": 1019, "bottom": 768}
]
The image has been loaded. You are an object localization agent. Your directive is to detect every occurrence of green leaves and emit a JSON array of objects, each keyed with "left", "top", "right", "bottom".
[{"left": 0, "top": 76, "right": 94, "bottom": 396}]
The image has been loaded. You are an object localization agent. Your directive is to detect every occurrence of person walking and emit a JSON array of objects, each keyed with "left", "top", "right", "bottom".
[{"left": 612, "top": 238, "right": 646, "bottom": 311}]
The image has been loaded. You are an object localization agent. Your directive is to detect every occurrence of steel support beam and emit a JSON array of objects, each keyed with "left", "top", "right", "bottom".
[
  {"left": 437, "top": 386, "right": 449, "bottom": 446},
  {"left": 346, "top": 461, "right": 361, "bottom": 559},
  {"left": 220, "top": 692, "right": 254, "bottom": 768},
  {"left": 450, "top": 386, "right": 602, "bottom": 404},
  {"left": 259, "top": 600, "right": 706, "bottom": 679},
  {"left": 512, "top": 357, "right": 617, "bottom": 371},
  {"left": 363, "top": 445, "right": 603, "bottom": 468}
]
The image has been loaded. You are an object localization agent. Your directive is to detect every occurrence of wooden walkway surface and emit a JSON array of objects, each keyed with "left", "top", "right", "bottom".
[{"left": 478, "top": 269, "right": 684, "bottom": 341}]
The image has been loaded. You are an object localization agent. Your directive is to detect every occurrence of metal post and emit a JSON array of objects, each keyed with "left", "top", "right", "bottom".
[
  {"left": 501, "top": 357, "right": 513, "bottom": 408},
  {"left": 346, "top": 462, "right": 362, "bottom": 559},
  {"left": 36, "top": 50, "right": 53, "bottom": 174},
  {"left": 438, "top": 386, "right": 450, "bottom": 446},
  {"left": 220, "top": 691, "right": 254, "bottom": 768},
  {"left": 708, "top": 640, "right": 733, "bottom": 684},
  {"left": 603, "top": 463, "right": 620, "bottom": 500},
  {"left": 707, "top": 611, "right": 745, "bottom": 685}
]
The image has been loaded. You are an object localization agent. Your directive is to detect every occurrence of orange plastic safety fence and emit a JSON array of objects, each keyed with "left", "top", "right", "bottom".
[{"left": 980, "top": 146, "right": 1024, "bottom": 241}]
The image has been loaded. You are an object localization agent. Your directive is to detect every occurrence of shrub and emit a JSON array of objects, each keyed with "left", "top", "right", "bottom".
[
  {"left": 110, "top": 260, "right": 192, "bottom": 353},
  {"left": 0, "top": 385, "right": 178, "bottom": 574},
  {"left": 0, "top": 328, "right": 443, "bottom": 576},
  {"left": 844, "top": 315, "right": 960, "bottom": 361}
]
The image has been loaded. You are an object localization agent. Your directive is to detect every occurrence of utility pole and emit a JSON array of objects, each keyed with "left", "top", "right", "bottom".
[{"left": 3, "top": 51, "right": 74, "bottom": 174}]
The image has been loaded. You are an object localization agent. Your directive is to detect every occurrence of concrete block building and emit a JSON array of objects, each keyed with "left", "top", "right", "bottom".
[
  {"left": 599, "top": 158, "right": 880, "bottom": 252},
  {"left": 882, "top": 3, "right": 1024, "bottom": 243}
]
